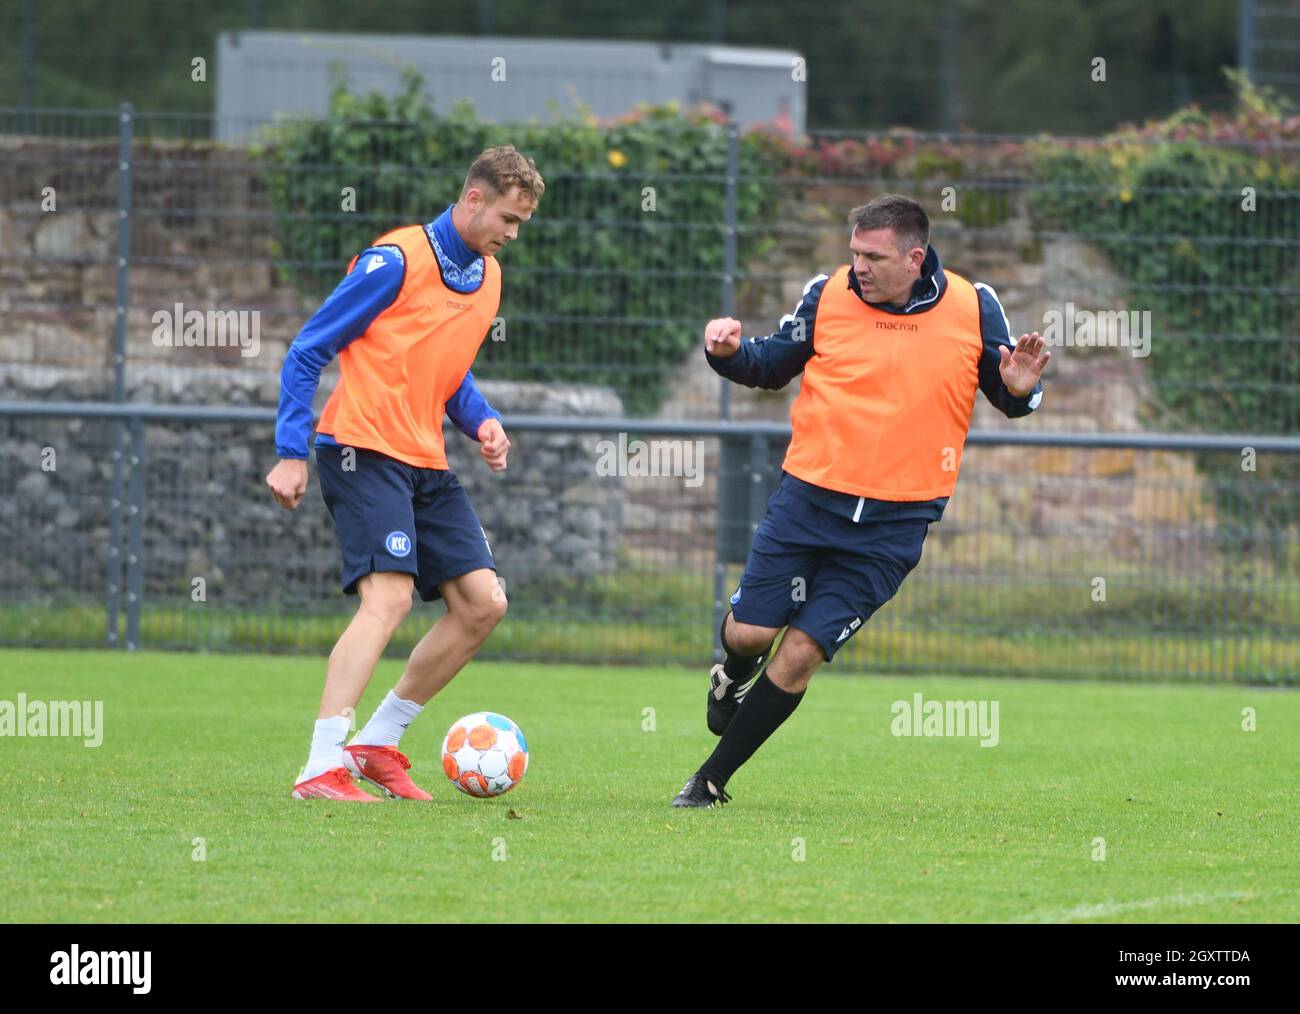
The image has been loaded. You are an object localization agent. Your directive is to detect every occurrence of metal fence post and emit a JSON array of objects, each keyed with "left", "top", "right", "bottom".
[
  {"left": 748, "top": 432, "right": 767, "bottom": 528},
  {"left": 712, "top": 437, "right": 731, "bottom": 664},
  {"left": 711, "top": 121, "right": 741, "bottom": 662},
  {"left": 747, "top": 432, "right": 768, "bottom": 648},
  {"left": 113, "top": 103, "right": 132, "bottom": 403},
  {"left": 125, "top": 414, "right": 145, "bottom": 651},
  {"left": 719, "top": 120, "right": 738, "bottom": 423},
  {"left": 106, "top": 102, "right": 133, "bottom": 648},
  {"left": 940, "top": 0, "right": 958, "bottom": 131},
  {"left": 18, "top": 0, "right": 34, "bottom": 127},
  {"left": 106, "top": 437, "right": 123, "bottom": 647},
  {"left": 1239, "top": 0, "right": 1256, "bottom": 81}
]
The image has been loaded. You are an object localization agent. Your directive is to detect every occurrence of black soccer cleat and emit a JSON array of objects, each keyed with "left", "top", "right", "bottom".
[
  {"left": 706, "top": 658, "right": 764, "bottom": 737},
  {"left": 671, "top": 771, "right": 732, "bottom": 808}
]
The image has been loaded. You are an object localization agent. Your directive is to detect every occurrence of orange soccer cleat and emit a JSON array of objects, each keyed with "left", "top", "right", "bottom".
[
  {"left": 343, "top": 744, "right": 434, "bottom": 801},
  {"left": 291, "top": 766, "right": 382, "bottom": 802}
]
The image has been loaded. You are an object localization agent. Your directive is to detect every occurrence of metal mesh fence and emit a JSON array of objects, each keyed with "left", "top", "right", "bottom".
[
  {"left": 0, "top": 108, "right": 122, "bottom": 389},
  {"left": 2, "top": 109, "right": 1297, "bottom": 426},
  {"left": 0, "top": 413, "right": 119, "bottom": 647},
  {"left": 1248, "top": 0, "right": 1300, "bottom": 104},
  {"left": 1, "top": 108, "right": 1297, "bottom": 681},
  {"left": 1, "top": 409, "right": 1296, "bottom": 682},
  {"left": 735, "top": 132, "right": 1300, "bottom": 433}
]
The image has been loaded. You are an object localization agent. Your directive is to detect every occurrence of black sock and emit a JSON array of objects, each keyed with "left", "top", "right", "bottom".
[
  {"left": 719, "top": 613, "right": 772, "bottom": 687},
  {"left": 700, "top": 672, "right": 804, "bottom": 788}
]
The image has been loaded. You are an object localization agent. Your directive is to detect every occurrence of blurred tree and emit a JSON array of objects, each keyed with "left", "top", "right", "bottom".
[{"left": 0, "top": 0, "right": 1246, "bottom": 135}]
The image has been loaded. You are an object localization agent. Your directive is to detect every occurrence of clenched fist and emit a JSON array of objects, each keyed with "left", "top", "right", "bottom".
[
  {"left": 266, "top": 458, "right": 308, "bottom": 510},
  {"left": 478, "top": 418, "right": 510, "bottom": 472},
  {"left": 704, "top": 317, "right": 743, "bottom": 358}
]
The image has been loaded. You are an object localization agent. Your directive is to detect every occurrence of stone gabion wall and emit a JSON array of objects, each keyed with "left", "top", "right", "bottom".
[{"left": 0, "top": 365, "right": 625, "bottom": 608}]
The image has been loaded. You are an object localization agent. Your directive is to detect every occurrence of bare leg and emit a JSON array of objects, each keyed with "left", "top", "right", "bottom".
[
  {"left": 723, "top": 611, "right": 782, "bottom": 657},
  {"left": 763, "top": 626, "right": 825, "bottom": 692},
  {"left": 392, "top": 568, "right": 507, "bottom": 705},
  {"left": 317, "top": 571, "right": 414, "bottom": 719}
]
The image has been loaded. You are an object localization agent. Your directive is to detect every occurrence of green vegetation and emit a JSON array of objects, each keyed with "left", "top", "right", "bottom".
[
  {"left": 258, "top": 68, "right": 781, "bottom": 415},
  {"left": 1029, "top": 74, "right": 1300, "bottom": 529},
  {"left": 0, "top": 0, "right": 1241, "bottom": 135},
  {"left": 1030, "top": 74, "right": 1300, "bottom": 437},
  {"left": 5, "top": 557, "right": 1298, "bottom": 682}
]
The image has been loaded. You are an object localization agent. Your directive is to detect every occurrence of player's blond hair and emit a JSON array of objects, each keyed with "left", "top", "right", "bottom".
[{"left": 461, "top": 144, "right": 545, "bottom": 206}]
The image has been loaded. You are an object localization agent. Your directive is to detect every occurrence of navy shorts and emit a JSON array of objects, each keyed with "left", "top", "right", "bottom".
[
  {"left": 316, "top": 444, "right": 496, "bottom": 602},
  {"left": 729, "top": 484, "right": 928, "bottom": 662}
]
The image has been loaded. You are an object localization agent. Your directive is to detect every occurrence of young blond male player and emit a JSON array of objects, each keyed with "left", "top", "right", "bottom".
[{"left": 266, "top": 145, "right": 543, "bottom": 801}]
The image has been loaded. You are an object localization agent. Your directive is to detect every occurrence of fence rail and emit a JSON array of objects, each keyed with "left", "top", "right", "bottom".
[
  {"left": 1, "top": 402, "right": 1296, "bottom": 683},
  {"left": 7, "top": 400, "right": 1300, "bottom": 450}
]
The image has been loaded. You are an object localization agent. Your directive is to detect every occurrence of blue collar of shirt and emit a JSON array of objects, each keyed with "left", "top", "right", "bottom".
[
  {"left": 848, "top": 244, "right": 947, "bottom": 314},
  {"left": 425, "top": 203, "right": 485, "bottom": 293}
]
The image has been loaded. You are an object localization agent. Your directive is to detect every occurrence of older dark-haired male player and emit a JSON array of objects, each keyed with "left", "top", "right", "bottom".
[
  {"left": 267, "top": 144, "right": 543, "bottom": 802},
  {"left": 673, "top": 194, "right": 1049, "bottom": 808}
]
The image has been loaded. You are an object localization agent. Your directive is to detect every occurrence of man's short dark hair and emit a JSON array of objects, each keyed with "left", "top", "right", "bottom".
[{"left": 847, "top": 195, "right": 930, "bottom": 253}]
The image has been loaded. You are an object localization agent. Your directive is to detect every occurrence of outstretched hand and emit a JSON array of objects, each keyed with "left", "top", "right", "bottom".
[{"left": 999, "top": 331, "right": 1051, "bottom": 398}]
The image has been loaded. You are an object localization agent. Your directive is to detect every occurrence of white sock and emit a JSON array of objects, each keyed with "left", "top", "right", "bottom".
[
  {"left": 352, "top": 690, "right": 423, "bottom": 748},
  {"left": 299, "top": 715, "right": 351, "bottom": 782}
]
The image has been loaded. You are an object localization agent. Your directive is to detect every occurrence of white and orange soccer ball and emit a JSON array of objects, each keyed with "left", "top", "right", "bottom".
[{"left": 441, "top": 712, "right": 529, "bottom": 797}]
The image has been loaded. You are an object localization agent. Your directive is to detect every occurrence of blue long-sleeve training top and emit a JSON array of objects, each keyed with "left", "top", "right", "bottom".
[{"left": 274, "top": 204, "right": 503, "bottom": 460}]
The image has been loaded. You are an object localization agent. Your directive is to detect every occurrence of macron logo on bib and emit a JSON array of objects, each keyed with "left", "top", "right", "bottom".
[
  {"left": 365, "top": 254, "right": 387, "bottom": 274},
  {"left": 385, "top": 531, "right": 412, "bottom": 557}
]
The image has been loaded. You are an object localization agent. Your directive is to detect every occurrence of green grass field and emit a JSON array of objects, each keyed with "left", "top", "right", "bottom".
[{"left": 2, "top": 648, "right": 1298, "bottom": 922}]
